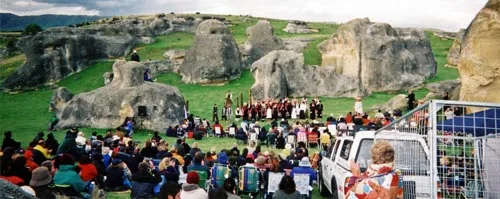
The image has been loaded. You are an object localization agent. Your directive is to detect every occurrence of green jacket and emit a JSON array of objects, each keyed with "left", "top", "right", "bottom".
[
  {"left": 57, "top": 134, "right": 77, "bottom": 155},
  {"left": 54, "top": 165, "right": 85, "bottom": 193}
]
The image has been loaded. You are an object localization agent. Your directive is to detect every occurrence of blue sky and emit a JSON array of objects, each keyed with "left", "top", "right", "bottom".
[{"left": 0, "top": 0, "right": 488, "bottom": 31}]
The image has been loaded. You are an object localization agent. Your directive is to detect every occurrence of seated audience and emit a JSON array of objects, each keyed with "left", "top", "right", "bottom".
[
  {"left": 77, "top": 154, "right": 97, "bottom": 182},
  {"left": 131, "top": 162, "right": 162, "bottom": 199},
  {"left": 2, "top": 131, "right": 21, "bottom": 150},
  {"left": 53, "top": 154, "right": 85, "bottom": 193},
  {"left": 273, "top": 175, "right": 301, "bottom": 199},
  {"left": 159, "top": 181, "right": 181, "bottom": 199},
  {"left": 105, "top": 159, "right": 131, "bottom": 191}
]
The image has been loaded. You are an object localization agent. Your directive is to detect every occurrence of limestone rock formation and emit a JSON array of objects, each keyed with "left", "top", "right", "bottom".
[
  {"left": 103, "top": 72, "right": 114, "bottom": 86},
  {"left": 447, "top": 29, "right": 465, "bottom": 67},
  {"left": 425, "top": 80, "right": 461, "bottom": 100},
  {"left": 3, "top": 15, "right": 203, "bottom": 89},
  {"left": 283, "top": 21, "right": 318, "bottom": 34},
  {"left": 250, "top": 50, "right": 364, "bottom": 100},
  {"left": 244, "top": 20, "right": 284, "bottom": 64},
  {"left": 370, "top": 94, "right": 408, "bottom": 112},
  {"left": 433, "top": 31, "right": 458, "bottom": 40},
  {"left": 52, "top": 60, "right": 186, "bottom": 131},
  {"left": 180, "top": 19, "right": 242, "bottom": 84},
  {"left": 49, "top": 87, "right": 74, "bottom": 112},
  {"left": 458, "top": 0, "right": 500, "bottom": 104},
  {"left": 282, "top": 37, "right": 314, "bottom": 53},
  {"left": 318, "top": 18, "right": 437, "bottom": 92},
  {"left": 163, "top": 49, "right": 186, "bottom": 68},
  {"left": 3, "top": 29, "right": 137, "bottom": 89}
]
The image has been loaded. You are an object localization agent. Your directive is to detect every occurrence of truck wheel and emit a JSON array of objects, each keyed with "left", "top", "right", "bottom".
[{"left": 331, "top": 178, "right": 339, "bottom": 199}]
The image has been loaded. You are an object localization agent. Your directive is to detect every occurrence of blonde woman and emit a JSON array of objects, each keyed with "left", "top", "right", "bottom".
[{"left": 345, "top": 140, "right": 403, "bottom": 199}]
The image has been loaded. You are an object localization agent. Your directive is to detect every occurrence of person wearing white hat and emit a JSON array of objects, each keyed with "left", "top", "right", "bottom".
[{"left": 290, "top": 157, "right": 317, "bottom": 189}]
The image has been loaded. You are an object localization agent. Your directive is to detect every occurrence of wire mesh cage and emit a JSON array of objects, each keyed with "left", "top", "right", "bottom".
[{"left": 375, "top": 100, "right": 500, "bottom": 199}]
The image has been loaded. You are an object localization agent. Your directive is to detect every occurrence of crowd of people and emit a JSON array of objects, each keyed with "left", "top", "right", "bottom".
[{"left": 0, "top": 124, "right": 324, "bottom": 199}]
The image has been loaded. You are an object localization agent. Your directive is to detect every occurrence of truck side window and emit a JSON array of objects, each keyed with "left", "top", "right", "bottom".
[
  {"left": 331, "top": 140, "right": 341, "bottom": 161},
  {"left": 340, "top": 140, "right": 353, "bottom": 160},
  {"left": 356, "top": 139, "right": 374, "bottom": 172}
]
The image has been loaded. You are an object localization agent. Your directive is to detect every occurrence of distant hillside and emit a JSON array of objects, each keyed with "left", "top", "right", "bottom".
[{"left": 0, "top": 13, "right": 103, "bottom": 31}]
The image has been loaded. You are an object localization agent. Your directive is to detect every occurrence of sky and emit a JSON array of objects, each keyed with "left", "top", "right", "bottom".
[{"left": 0, "top": 0, "right": 488, "bottom": 32}]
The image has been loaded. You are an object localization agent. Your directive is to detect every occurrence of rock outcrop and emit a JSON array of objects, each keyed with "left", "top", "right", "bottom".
[
  {"left": 370, "top": 94, "right": 408, "bottom": 112},
  {"left": 433, "top": 31, "right": 458, "bottom": 40},
  {"left": 3, "top": 15, "right": 203, "bottom": 89},
  {"left": 52, "top": 60, "right": 186, "bottom": 131},
  {"left": 283, "top": 21, "right": 318, "bottom": 34},
  {"left": 458, "top": 0, "right": 500, "bottom": 104},
  {"left": 49, "top": 87, "right": 74, "bottom": 112},
  {"left": 243, "top": 20, "right": 284, "bottom": 64},
  {"left": 250, "top": 50, "right": 364, "bottom": 100},
  {"left": 446, "top": 29, "right": 465, "bottom": 67},
  {"left": 282, "top": 37, "right": 314, "bottom": 53},
  {"left": 318, "top": 18, "right": 437, "bottom": 92},
  {"left": 425, "top": 80, "right": 461, "bottom": 100},
  {"left": 180, "top": 19, "right": 242, "bottom": 84}
]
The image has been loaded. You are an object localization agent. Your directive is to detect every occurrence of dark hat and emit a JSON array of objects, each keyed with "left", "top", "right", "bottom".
[
  {"left": 186, "top": 171, "right": 200, "bottom": 184},
  {"left": 15, "top": 148, "right": 25, "bottom": 155},
  {"left": 30, "top": 167, "right": 52, "bottom": 187},
  {"left": 217, "top": 152, "right": 228, "bottom": 164}
]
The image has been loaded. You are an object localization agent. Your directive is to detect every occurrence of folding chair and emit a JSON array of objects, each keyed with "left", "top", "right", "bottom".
[
  {"left": 249, "top": 132, "right": 258, "bottom": 144},
  {"left": 229, "top": 127, "right": 236, "bottom": 138},
  {"left": 237, "top": 166, "right": 261, "bottom": 197},
  {"left": 307, "top": 133, "right": 319, "bottom": 148},
  {"left": 211, "top": 163, "right": 230, "bottom": 188},
  {"left": 215, "top": 127, "right": 222, "bottom": 137},
  {"left": 265, "top": 172, "right": 285, "bottom": 199},
  {"left": 297, "top": 131, "right": 308, "bottom": 148},
  {"left": 293, "top": 173, "right": 311, "bottom": 198},
  {"left": 195, "top": 170, "right": 210, "bottom": 190},
  {"left": 286, "top": 134, "right": 296, "bottom": 148},
  {"left": 266, "top": 133, "right": 277, "bottom": 148}
]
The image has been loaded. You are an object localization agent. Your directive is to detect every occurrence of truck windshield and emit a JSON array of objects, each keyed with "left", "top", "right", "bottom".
[{"left": 356, "top": 139, "right": 429, "bottom": 175}]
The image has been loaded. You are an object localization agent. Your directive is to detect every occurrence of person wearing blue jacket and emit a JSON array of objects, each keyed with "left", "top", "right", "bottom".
[{"left": 290, "top": 157, "right": 317, "bottom": 198}]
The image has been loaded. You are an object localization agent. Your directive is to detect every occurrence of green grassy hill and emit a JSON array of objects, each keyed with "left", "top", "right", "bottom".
[{"left": 0, "top": 15, "right": 456, "bottom": 148}]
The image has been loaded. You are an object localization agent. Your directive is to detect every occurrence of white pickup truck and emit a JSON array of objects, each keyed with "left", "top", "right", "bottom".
[{"left": 318, "top": 130, "right": 434, "bottom": 199}]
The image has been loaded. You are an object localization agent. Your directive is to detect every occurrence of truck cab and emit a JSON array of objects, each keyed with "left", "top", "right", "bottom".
[{"left": 319, "top": 130, "right": 433, "bottom": 199}]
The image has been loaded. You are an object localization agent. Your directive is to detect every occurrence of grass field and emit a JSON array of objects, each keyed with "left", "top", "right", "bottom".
[{"left": 0, "top": 16, "right": 455, "bottom": 199}]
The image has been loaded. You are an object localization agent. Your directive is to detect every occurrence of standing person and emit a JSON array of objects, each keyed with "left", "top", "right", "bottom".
[
  {"left": 354, "top": 97, "right": 363, "bottom": 114},
  {"left": 221, "top": 106, "right": 228, "bottom": 121},
  {"left": 213, "top": 104, "right": 219, "bottom": 123},
  {"left": 407, "top": 90, "right": 416, "bottom": 111},
  {"left": 225, "top": 97, "right": 233, "bottom": 120},
  {"left": 131, "top": 50, "right": 140, "bottom": 62}
]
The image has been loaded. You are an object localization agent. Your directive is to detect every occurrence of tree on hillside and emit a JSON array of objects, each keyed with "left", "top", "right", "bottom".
[{"left": 22, "top": 23, "right": 43, "bottom": 36}]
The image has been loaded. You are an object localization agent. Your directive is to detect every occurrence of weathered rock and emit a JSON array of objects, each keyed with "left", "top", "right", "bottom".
[
  {"left": 143, "top": 59, "right": 178, "bottom": 74},
  {"left": 244, "top": 20, "right": 284, "bottom": 64},
  {"left": 282, "top": 37, "right": 314, "bottom": 53},
  {"left": 49, "top": 87, "right": 74, "bottom": 112},
  {"left": 103, "top": 72, "right": 114, "bottom": 86},
  {"left": 250, "top": 50, "right": 365, "bottom": 100},
  {"left": 163, "top": 49, "right": 186, "bottom": 66},
  {"left": 283, "top": 20, "right": 318, "bottom": 34},
  {"left": 433, "top": 31, "right": 458, "bottom": 40},
  {"left": 425, "top": 79, "right": 461, "bottom": 100},
  {"left": 447, "top": 29, "right": 465, "bottom": 67},
  {"left": 318, "top": 18, "right": 437, "bottom": 92},
  {"left": 180, "top": 19, "right": 242, "bottom": 84},
  {"left": 3, "top": 15, "right": 204, "bottom": 89},
  {"left": 458, "top": 0, "right": 500, "bottom": 104},
  {"left": 52, "top": 60, "right": 186, "bottom": 131},
  {"left": 370, "top": 94, "right": 408, "bottom": 112},
  {"left": 3, "top": 29, "right": 137, "bottom": 89}
]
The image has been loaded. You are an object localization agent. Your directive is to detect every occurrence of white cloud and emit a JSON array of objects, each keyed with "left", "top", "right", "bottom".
[{"left": 1, "top": 0, "right": 488, "bottom": 31}]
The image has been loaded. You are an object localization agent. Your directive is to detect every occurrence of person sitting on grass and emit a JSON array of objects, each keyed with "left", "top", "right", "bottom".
[
  {"left": 187, "top": 152, "right": 210, "bottom": 178},
  {"left": 53, "top": 154, "right": 85, "bottom": 194},
  {"left": 223, "top": 178, "right": 241, "bottom": 199},
  {"left": 131, "top": 162, "right": 162, "bottom": 199},
  {"left": 105, "top": 159, "right": 131, "bottom": 191},
  {"left": 2, "top": 131, "right": 21, "bottom": 150},
  {"left": 159, "top": 181, "right": 181, "bottom": 199},
  {"left": 77, "top": 154, "right": 97, "bottom": 183}
]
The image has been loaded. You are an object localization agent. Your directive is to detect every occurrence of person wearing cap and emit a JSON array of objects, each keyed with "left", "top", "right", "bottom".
[
  {"left": 30, "top": 167, "right": 56, "bottom": 199},
  {"left": 53, "top": 154, "right": 85, "bottom": 193},
  {"left": 291, "top": 157, "right": 317, "bottom": 186},
  {"left": 105, "top": 158, "right": 131, "bottom": 191},
  {"left": 131, "top": 50, "right": 140, "bottom": 62},
  {"left": 180, "top": 171, "right": 208, "bottom": 199}
]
